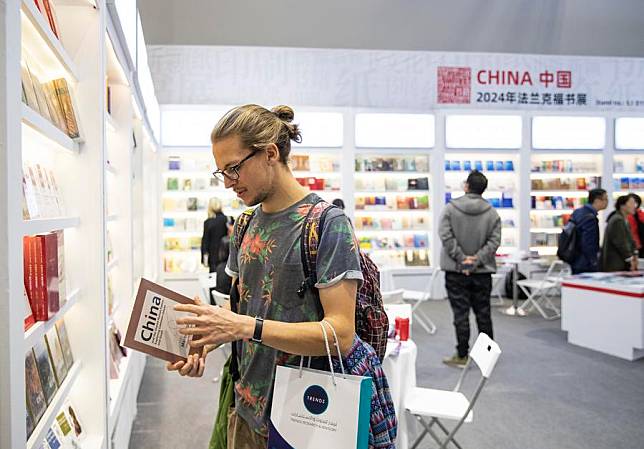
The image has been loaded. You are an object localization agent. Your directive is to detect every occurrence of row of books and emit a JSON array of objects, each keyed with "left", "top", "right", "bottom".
[
  {"left": 162, "top": 197, "right": 245, "bottom": 213},
  {"left": 355, "top": 195, "right": 429, "bottom": 210},
  {"left": 355, "top": 177, "right": 429, "bottom": 192},
  {"left": 295, "top": 177, "right": 341, "bottom": 191},
  {"left": 358, "top": 234, "right": 429, "bottom": 251},
  {"left": 531, "top": 232, "right": 560, "bottom": 247},
  {"left": 167, "top": 157, "right": 212, "bottom": 172},
  {"left": 355, "top": 155, "right": 429, "bottom": 173},
  {"left": 353, "top": 215, "right": 429, "bottom": 231},
  {"left": 25, "top": 319, "right": 75, "bottom": 439},
  {"left": 166, "top": 177, "right": 220, "bottom": 191},
  {"left": 163, "top": 254, "right": 201, "bottom": 274},
  {"left": 531, "top": 177, "right": 601, "bottom": 191},
  {"left": 290, "top": 154, "right": 340, "bottom": 172},
  {"left": 23, "top": 232, "right": 66, "bottom": 322},
  {"left": 531, "top": 196, "right": 587, "bottom": 210},
  {"left": 164, "top": 237, "right": 201, "bottom": 252},
  {"left": 38, "top": 402, "right": 85, "bottom": 449},
  {"left": 445, "top": 178, "right": 516, "bottom": 192},
  {"left": 23, "top": 164, "right": 66, "bottom": 220},
  {"left": 163, "top": 217, "right": 202, "bottom": 232},
  {"left": 445, "top": 160, "right": 515, "bottom": 172},
  {"left": 614, "top": 158, "right": 644, "bottom": 173},
  {"left": 613, "top": 177, "right": 644, "bottom": 191},
  {"left": 531, "top": 214, "right": 572, "bottom": 228},
  {"left": 368, "top": 249, "right": 430, "bottom": 268},
  {"left": 531, "top": 160, "right": 599, "bottom": 173},
  {"left": 21, "top": 58, "right": 80, "bottom": 140},
  {"left": 445, "top": 192, "right": 514, "bottom": 209}
]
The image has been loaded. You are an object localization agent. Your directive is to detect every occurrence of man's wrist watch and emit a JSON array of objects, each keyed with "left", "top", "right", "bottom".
[{"left": 251, "top": 316, "right": 264, "bottom": 344}]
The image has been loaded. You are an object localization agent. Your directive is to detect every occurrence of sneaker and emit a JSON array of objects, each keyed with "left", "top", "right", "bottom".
[{"left": 442, "top": 354, "right": 469, "bottom": 368}]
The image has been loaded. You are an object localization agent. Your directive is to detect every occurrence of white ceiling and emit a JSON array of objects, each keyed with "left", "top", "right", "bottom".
[{"left": 138, "top": 0, "right": 644, "bottom": 58}]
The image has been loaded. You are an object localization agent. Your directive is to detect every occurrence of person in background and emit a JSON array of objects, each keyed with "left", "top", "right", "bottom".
[
  {"left": 214, "top": 236, "right": 232, "bottom": 295},
  {"left": 626, "top": 193, "right": 644, "bottom": 258},
  {"left": 439, "top": 170, "right": 501, "bottom": 368},
  {"left": 602, "top": 195, "right": 639, "bottom": 272},
  {"left": 201, "top": 198, "right": 229, "bottom": 274},
  {"left": 569, "top": 188, "right": 608, "bottom": 274}
]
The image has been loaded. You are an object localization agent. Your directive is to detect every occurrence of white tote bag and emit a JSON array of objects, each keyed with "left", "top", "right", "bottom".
[{"left": 268, "top": 321, "right": 372, "bottom": 449}]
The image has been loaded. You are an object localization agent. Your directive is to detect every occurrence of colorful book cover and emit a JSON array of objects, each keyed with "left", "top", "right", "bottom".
[
  {"left": 26, "top": 396, "right": 35, "bottom": 439},
  {"left": 52, "top": 79, "right": 80, "bottom": 139},
  {"left": 55, "top": 320, "right": 74, "bottom": 371},
  {"left": 46, "top": 326, "right": 68, "bottom": 386},
  {"left": 25, "top": 349, "right": 47, "bottom": 424},
  {"left": 43, "top": 82, "right": 68, "bottom": 133},
  {"left": 32, "top": 75, "right": 54, "bottom": 123},
  {"left": 64, "top": 401, "right": 85, "bottom": 440},
  {"left": 38, "top": 232, "right": 60, "bottom": 317},
  {"left": 33, "top": 338, "right": 58, "bottom": 404}
]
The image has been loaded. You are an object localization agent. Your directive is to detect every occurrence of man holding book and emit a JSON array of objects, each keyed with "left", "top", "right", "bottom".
[{"left": 168, "top": 105, "right": 362, "bottom": 448}]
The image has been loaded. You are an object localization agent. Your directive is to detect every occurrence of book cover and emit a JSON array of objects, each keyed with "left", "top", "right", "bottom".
[
  {"left": 26, "top": 396, "right": 35, "bottom": 439},
  {"left": 55, "top": 319, "right": 74, "bottom": 371},
  {"left": 51, "top": 79, "right": 80, "bottom": 139},
  {"left": 28, "top": 165, "right": 48, "bottom": 217},
  {"left": 24, "top": 286, "right": 36, "bottom": 331},
  {"left": 43, "top": 81, "right": 68, "bottom": 133},
  {"left": 46, "top": 426, "right": 62, "bottom": 449},
  {"left": 46, "top": 326, "right": 68, "bottom": 386},
  {"left": 44, "top": 169, "right": 63, "bottom": 216},
  {"left": 33, "top": 337, "right": 58, "bottom": 404},
  {"left": 25, "top": 235, "right": 48, "bottom": 321},
  {"left": 38, "top": 232, "right": 60, "bottom": 317},
  {"left": 25, "top": 349, "right": 47, "bottom": 424},
  {"left": 35, "top": 164, "right": 55, "bottom": 217},
  {"left": 20, "top": 61, "right": 40, "bottom": 111},
  {"left": 123, "top": 278, "right": 200, "bottom": 363},
  {"left": 32, "top": 75, "right": 54, "bottom": 123},
  {"left": 22, "top": 173, "right": 34, "bottom": 219}
]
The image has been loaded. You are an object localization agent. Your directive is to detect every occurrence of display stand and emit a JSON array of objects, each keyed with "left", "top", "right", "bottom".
[{"left": 0, "top": 1, "right": 160, "bottom": 448}]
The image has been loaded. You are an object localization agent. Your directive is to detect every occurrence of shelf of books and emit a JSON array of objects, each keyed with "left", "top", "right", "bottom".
[
  {"left": 1, "top": 2, "right": 161, "bottom": 449},
  {"left": 353, "top": 152, "right": 431, "bottom": 268},
  {"left": 444, "top": 153, "right": 519, "bottom": 256},
  {"left": 529, "top": 154, "right": 603, "bottom": 256},
  {"left": 290, "top": 148, "right": 343, "bottom": 203},
  {"left": 162, "top": 151, "right": 246, "bottom": 281},
  {"left": 612, "top": 154, "right": 644, "bottom": 198}
]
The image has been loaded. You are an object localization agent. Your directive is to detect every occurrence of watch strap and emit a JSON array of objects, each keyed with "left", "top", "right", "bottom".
[{"left": 251, "top": 316, "right": 264, "bottom": 343}]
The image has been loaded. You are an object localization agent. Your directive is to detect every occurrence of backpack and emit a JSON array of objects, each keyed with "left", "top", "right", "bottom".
[
  {"left": 233, "top": 198, "right": 389, "bottom": 361},
  {"left": 557, "top": 213, "right": 594, "bottom": 264}
]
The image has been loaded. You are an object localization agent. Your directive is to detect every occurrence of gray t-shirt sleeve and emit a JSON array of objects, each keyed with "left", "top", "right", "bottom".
[
  {"left": 315, "top": 209, "right": 363, "bottom": 289},
  {"left": 225, "top": 220, "right": 240, "bottom": 277}
]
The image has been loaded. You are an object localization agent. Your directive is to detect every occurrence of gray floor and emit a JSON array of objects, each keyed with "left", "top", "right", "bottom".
[{"left": 129, "top": 299, "right": 644, "bottom": 449}]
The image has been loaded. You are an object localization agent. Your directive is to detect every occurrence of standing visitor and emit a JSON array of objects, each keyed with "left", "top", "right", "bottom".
[
  {"left": 626, "top": 193, "right": 644, "bottom": 258},
  {"left": 602, "top": 195, "right": 639, "bottom": 272},
  {"left": 568, "top": 189, "right": 609, "bottom": 274}
]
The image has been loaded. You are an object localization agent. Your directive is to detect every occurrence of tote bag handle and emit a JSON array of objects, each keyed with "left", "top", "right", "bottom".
[{"left": 299, "top": 320, "right": 346, "bottom": 386}]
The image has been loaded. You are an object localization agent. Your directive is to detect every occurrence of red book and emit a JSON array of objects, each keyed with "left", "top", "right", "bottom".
[
  {"left": 34, "top": 236, "right": 46, "bottom": 320},
  {"left": 33, "top": 0, "right": 42, "bottom": 12},
  {"left": 23, "top": 236, "right": 42, "bottom": 320},
  {"left": 38, "top": 233, "right": 60, "bottom": 318},
  {"left": 40, "top": 0, "right": 60, "bottom": 39}
]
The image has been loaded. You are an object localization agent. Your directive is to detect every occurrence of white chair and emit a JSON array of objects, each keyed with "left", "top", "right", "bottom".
[
  {"left": 406, "top": 333, "right": 501, "bottom": 449},
  {"left": 381, "top": 289, "right": 405, "bottom": 304},
  {"left": 516, "top": 260, "right": 566, "bottom": 320},
  {"left": 198, "top": 272, "right": 218, "bottom": 305},
  {"left": 211, "top": 289, "right": 230, "bottom": 307},
  {"left": 490, "top": 264, "right": 512, "bottom": 306},
  {"left": 400, "top": 270, "right": 440, "bottom": 334}
]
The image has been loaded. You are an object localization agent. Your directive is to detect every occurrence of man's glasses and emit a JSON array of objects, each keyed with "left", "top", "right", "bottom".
[{"left": 212, "top": 150, "right": 260, "bottom": 182}]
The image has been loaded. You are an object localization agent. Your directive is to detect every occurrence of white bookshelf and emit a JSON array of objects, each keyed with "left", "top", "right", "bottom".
[{"left": 0, "top": 2, "right": 160, "bottom": 449}]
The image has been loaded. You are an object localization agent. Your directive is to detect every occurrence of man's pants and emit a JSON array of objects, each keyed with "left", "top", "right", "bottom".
[
  {"left": 227, "top": 409, "right": 268, "bottom": 449},
  {"left": 444, "top": 272, "right": 494, "bottom": 358}
]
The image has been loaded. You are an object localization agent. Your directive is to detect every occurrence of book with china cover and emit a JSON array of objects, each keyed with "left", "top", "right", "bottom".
[{"left": 123, "top": 278, "right": 200, "bottom": 363}]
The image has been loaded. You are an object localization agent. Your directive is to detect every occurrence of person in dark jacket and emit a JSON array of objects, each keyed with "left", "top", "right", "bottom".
[
  {"left": 626, "top": 193, "right": 644, "bottom": 258},
  {"left": 201, "top": 198, "right": 229, "bottom": 272},
  {"left": 214, "top": 236, "right": 232, "bottom": 295},
  {"left": 439, "top": 171, "right": 501, "bottom": 368},
  {"left": 602, "top": 195, "right": 639, "bottom": 272},
  {"left": 569, "top": 189, "right": 608, "bottom": 274}
]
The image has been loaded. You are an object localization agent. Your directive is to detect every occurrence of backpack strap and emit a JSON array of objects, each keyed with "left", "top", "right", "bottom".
[
  {"left": 233, "top": 207, "right": 257, "bottom": 251},
  {"left": 297, "top": 199, "right": 336, "bottom": 298}
]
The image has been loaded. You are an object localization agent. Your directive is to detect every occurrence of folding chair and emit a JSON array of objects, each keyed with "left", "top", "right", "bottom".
[
  {"left": 516, "top": 260, "right": 565, "bottom": 320},
  {"left": 381, "top": 289, "right": 405, "bottom": 305},
  {"left": 406, "top": 333, "right": 501, "bottom": 449},
  {"left": 400, "top": 270, "right": 440, "bottom": 334},
  {"left": 489, "top": 264, "right": 511, "bottom": 306}
]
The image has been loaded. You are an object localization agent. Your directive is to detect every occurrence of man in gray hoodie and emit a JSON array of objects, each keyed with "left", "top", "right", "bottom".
[{"left": 439, "top": 171, "right": 501, "bottom": 368}]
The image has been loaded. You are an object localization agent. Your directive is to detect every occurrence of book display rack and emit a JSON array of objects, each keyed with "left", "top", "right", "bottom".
[{"left": 1, "top": 2, "right": 160, "bottom": 449}]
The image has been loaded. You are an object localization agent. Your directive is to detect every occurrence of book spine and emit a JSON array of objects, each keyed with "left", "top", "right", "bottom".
[
  {"left": 56, "top": 230, "right": 66, "bottom": 306},
  {"left": 35, "top": 236, "right": 48, "bottom": 320},
  {"left": 23, "top": 237, "right": 36, "bottom": 317},
  {"left": 40, "top": 0, "right": 59, "bottom": 39},
  {"left": 33, "top": 0, "right": 41, "bottom": 12},
  {"left": 52, "top": 79, "right": 79, "bottom": 139},
  {"left": 43, "top": 233, "right": 60, "bottom": 314}
]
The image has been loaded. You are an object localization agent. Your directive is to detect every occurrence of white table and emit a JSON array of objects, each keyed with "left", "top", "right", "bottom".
[
  {"left": 382, "top": 339, "right": 417, "bottom": 449},
  {"left": 561, "top": 272, "right": 644, "bottom": 360}
]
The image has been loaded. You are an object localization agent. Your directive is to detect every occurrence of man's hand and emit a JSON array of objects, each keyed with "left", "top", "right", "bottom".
[
  {"left": 166, "top": 346, "right": 208, "bottom": 377},
  {"left": 462, "top": 255, "right": 478, "bottom": 276},
  {"left": 174, "top": 297, "right": 254, "bottom": 348}
]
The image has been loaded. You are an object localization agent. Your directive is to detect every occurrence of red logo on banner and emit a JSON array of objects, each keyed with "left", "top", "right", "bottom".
[{"left": 438, "top": 67, "right": 471, "bottom": 104}]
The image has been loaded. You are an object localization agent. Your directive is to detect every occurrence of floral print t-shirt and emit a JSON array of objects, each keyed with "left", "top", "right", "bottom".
[{"left": 226, "top": 193, "right": 363, "bottom": 437}]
